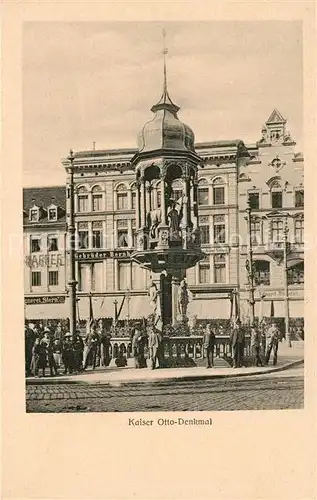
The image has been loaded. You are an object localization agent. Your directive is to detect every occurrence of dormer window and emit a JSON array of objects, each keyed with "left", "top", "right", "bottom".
[
  {"left": 48, "top": 205, "right": 58, "bottom": 221},
  {"left": 29, "top": 206, "right": 39, "bottom": 222}
]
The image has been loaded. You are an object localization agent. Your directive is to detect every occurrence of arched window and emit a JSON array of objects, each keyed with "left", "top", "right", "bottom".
[
  {"left": 198, "top": 178, "right": 209, "bottom": 206},
  {"left": 254, "top": 260, "right": 270, "bottom": 285},
  {"left": 77, "top": 186, "right": 89, "bottom": 212},
  {"left": 130, "top": 183, "right": 137, "bottom": 210},
  {"left": 212, "top": 177, "right": 225, "bottom": 205},
  {"left": 116, "top": 184, "right": 128, "bottom": 210},
  {"left": 171, "top": 179, "right": 183, "bottom": 201},
  {"left": 91, "top": 185, "right": 103, "bottom": 212},
  {"left": 287, "top": 261, "right": 304, "bottom": 285},
  {"left": 270, "top": 180, "right": 283, "bottom": 209}
]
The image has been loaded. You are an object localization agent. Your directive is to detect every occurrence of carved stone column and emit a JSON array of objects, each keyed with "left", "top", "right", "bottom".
[
  {"left": 140, "top": 177, "right": 146, "bottom": 228},
  {"left": 135, "top": 179, "right": 141, "bottom": 229}
]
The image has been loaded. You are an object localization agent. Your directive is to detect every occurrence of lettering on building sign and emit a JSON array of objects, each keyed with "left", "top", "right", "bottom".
[
  {"left": 25, "top": 254, "right": 64, "bottom": 268},
  {"left": 261, "top": 289, "right": 303, "bottom": 299},
  {"left": 25, "top": 296, "right": 66, "bottom": 305},
  {"left": 75, "top": 250, "right": 133, "bottom": 261}
]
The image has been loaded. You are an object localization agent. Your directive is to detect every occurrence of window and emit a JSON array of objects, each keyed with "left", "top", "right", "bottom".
[
  {"left": 248, "top": 192, "right": 259, "bottom": 210},
  {"left": 78, "top": 222, "right": 89, "bottom": 249},
  {"left": 198, "top": 179, "right": 209, "bottom": 206},
  {"left": 118, "top": 262, "right": 130, "bottom": 290},
  {"left": 48, "top": 271, "right": 59, "bottom": 286},
  {"left": 254, "top": 261, "right": 270, "bottom": 285},
  {"left": 172, "top": 179, "right": 183, "bottom": 201},
  {"left": 31, "top": 271, "right": 41, "bottom": 287},
  {"left": 92, "top": 186, "right": 103, "bottom": 211},
  {"left": 271, "top": 220, "right": 283, "bottom": 242},
  {"left": 294, "top": 218, "right": 304, "bottom": 243},
  {"left": 92, "top": 221, "right": 103, "bottom": 249},
  {"left": 295, "top": 189, "right": 304, "bottom": 208},
  {"left": 48, "top": 207, "right": 57, "bottom": 221},
  {"left": 213, "top": 215, "right": 226, "bottom": 244},
  {"left": 131, "top": 191, "right": 137, "bottom": 210},
  {"left": 157, "top": 190, "right": 161, "bottom": 207},
  {"left": 117, "top": 219, "right": 128, "bottom": 247},
  {"left": 288, "top": 262, "right": 304, "bottom": 285},
  {"left": 212, "top": 178, "right": 225, "bottom": 205},
  {"left": 29, "top": 208, "right": 39, "bottom": 222},
  {"left": 270, "top": 181, "right": 282, "bottom": 208},
  {"left": 251, "top": 220, "right": 261, "bottom": 245},
  {"left": 116, "top": 184, "right": 128, "bottom": 210},
  {"left": 131, "top": 219, "right": 137, "bottom": 247},
  {"left": 199, "top": 256, "right": 210, "bottom": 284},
  {"left": 199, "top": 216, "right": 210, "bottom": 245},
  {"left": 77, "top": 186, "right": 89, "bottom": 212},
  {"left": 131, "top": 262, "right": 144, "bottom": 290},
  {"left": 47, "top": 235, "right": 58, "bottom": 252},
  {"left": 92, "top": 194, "right": 102, "bottom": 211},
  {"left": 30, "top": 236, "right": 41, "bottom": 253},
  {"left": 214, "top": 254, "right": 226, "bottom": 283},
  {"left": 271, "top": 191, "right": 282, "bottom": 208}
]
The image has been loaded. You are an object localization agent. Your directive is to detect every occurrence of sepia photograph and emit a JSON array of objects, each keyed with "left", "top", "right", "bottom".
[{"left": 23, "top": 21, "right": 304, "bottom": 413}]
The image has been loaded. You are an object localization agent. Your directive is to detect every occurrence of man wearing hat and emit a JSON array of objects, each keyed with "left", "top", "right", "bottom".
[
  {"left": 62, "top": 333, "right": 75, "bottom": 374},
  {"left": 147, "top": 321, "right": 163, "bottom": 370}
]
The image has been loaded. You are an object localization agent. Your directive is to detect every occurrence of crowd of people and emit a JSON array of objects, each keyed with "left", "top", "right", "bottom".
[
  {"left": 25, "top": 320, "right": 113, "bottom": 378},
  {"left": 25, "top": 317, "right": 283, "bottom": 377}
]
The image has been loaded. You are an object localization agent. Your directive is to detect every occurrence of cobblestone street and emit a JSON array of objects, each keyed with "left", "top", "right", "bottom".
[{"left": 26, "top": 365, "right": 304, "bottom": 413}]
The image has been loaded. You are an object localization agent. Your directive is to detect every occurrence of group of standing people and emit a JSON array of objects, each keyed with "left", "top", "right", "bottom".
[
  {"left": 202, "top": 320, "right": 281, "bottom": 369},
  {"left": 131, "top": 321, "right": 163, "bottom": 370},
  {"left": 25, "top": 321, "right": 112, "bottom": 377}
]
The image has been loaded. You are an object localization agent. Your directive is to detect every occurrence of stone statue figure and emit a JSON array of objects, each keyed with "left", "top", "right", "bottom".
[
  {"left": 148, "top": 280, "right": 161, "bottom": 323},
  {"left": 147, "top": 206, "right": 162, "bottom": 239},
  {"left": 167, "top": 197, "right": 183, "bottom": 240},
  {"left": 177, "top": 279, "right": 189, "bottom": 317}
]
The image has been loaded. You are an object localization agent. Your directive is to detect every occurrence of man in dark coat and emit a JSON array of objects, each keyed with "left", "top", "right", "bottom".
[
  {"left": 73, "top": 331, "right": 84, "bottom": 372},
  {"left": 230, "top": 320, "right": 245, "bottom": 368},
  {"left": 25, "top": 325, "right": 35, "bottom": 376},
  {"left": 203, "top": 323, "right": 216, "bottom": 368},
  {"left": 265, "top": 322, "right": 280, "bottom": 365},
  {"left": 250, "top": 325, "right": 263, "bottom": 367},
  {"left": 148, "top": 324, "right": 163, "bottom": 370}
]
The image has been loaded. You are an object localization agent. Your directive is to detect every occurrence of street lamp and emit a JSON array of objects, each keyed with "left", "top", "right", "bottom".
[
  {"left": 126, "top": 289, "right": 131, "bottom": 324},
  {"left": 283, "top": 221, "right": 292, "bottom": 347},
  {"left": 113, "top": 299, "right": 118, "bottom": 333},
  {"left": 245, "top": 203, "right": 255, "bottom": 324},
  {"left": 66, "top": 149, "right": 77, "bottom": 336}
]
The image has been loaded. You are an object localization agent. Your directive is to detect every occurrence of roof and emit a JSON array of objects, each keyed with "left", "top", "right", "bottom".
[
  {"left": 195, "top": 140, "right": 244, "bottom": 149},
  {"left": 266, "top": 108, "right": 286, "bottom": 125},
  {"left": 23, "top": 186, "right": 66, "bottom": 225}
]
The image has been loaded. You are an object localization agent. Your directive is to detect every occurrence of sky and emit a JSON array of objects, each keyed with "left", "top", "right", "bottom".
[{"left": 23, "top": 21, "right": 302, "bottom": 187}]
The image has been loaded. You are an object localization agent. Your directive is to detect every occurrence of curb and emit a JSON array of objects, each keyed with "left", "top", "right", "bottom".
[{"left": 26, "top": 359, "right": 304, "bottom": 386}]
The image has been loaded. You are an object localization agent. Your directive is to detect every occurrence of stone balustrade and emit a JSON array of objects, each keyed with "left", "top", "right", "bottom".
[{"left": 108, "top": 335, "right": 251, "bottom": 364}]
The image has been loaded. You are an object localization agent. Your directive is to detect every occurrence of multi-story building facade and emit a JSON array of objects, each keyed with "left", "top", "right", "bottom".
[
  {"left": 23, "top": 186, "right": 69, "bottom": 318},
  {"left": 23, "top": 109, "right": 303, "bottom": 323},
  {"left": 239, "top": 109, "right": 304, "bottom": 320}
]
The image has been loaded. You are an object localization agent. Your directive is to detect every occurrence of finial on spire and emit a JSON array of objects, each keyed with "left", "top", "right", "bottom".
[
  {"left": 150, "top": 29, "right": 180, "bottom": 115},
  {"left": 162, "top": 29, "right": 168, "bottom": 93}
]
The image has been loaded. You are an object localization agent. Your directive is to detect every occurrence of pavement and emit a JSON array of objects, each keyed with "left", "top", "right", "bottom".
[{"left": 26, "top": 340, "right": 304, "bottom": 386}]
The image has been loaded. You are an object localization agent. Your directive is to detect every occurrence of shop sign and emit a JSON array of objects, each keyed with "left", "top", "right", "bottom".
[
  {"left": 76, "top": 250, "right": 133, "bottom": 261},
  {"left": 25, "top": 254, "right": 64, "bottom": 268},
  {"left": 25, "top": 296, "right": 66, "bottom": 305}
]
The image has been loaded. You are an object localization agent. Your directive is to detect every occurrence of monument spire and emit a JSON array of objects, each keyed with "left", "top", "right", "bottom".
[{"left": 151, "top": 29, "right": 180, "bottom": 115}]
